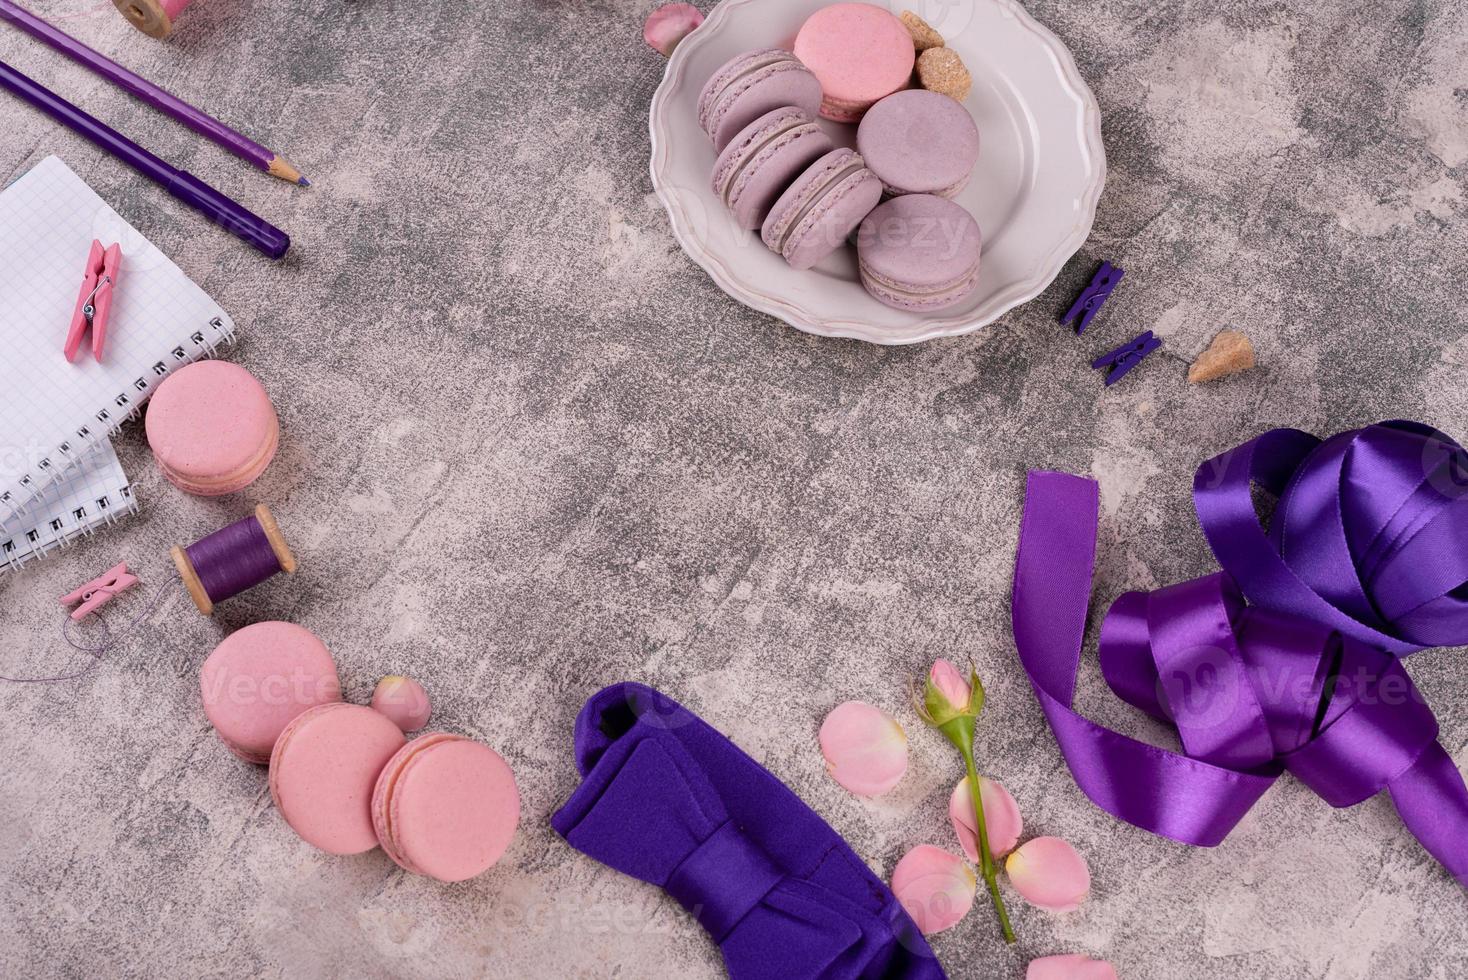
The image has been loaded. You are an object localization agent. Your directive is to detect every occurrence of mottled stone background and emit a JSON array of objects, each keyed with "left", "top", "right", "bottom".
[{"left": 2, "top": 0, "right": 1466, "bottom": 977}]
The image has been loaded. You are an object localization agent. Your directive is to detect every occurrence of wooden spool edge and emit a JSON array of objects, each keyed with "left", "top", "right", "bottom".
[
  {"left": 171, "top": 544, "right": 213, "bottom": 616},
  {"left": 256, "top": 504, "right": 297, "bottom": 574},
  {"left": 112, "top": 0, "right": 174, "bottom": 39}
]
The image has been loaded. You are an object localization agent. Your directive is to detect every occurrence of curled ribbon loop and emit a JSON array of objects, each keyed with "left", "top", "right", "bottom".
[{"left": 1013, "top": 422, "right": 1468, "bottom": 886}]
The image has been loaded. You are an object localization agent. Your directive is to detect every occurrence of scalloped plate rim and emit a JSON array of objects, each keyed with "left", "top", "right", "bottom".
[{"left": 650, "top": 0, "right": 1106, "bottom": 345}]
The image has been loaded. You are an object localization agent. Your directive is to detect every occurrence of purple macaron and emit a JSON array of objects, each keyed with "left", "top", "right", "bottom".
[
  {"left": 711, "top": 107, "right": 834, "bottom": 231},
  {"left": 856, "top": 90, "right": 980, "bottom": 198},
  {"left": 698, "top": 48, "right": 824, "bottom": 152},
  {"left": 857, "top": 194, "right": 982, "bottom": 311},
  {"left": 762, "top": 148, "right": 883, "bottom": 270}
]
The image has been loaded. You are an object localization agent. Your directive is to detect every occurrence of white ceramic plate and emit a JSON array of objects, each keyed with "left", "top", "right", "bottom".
[{"left": 650, "top": 0, "right": 1105, "bottom": 345}]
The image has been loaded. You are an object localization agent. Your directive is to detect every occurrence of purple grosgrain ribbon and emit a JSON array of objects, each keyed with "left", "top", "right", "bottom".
[{"left": 1011, "top": 421, "right": 1468, "bottom": 886}]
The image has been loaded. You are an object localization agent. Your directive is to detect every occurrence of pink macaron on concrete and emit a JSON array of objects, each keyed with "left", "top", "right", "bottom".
[
  {"left": 371, "top": 733, "right": 520, "bottom": 882},
  {"left": 269, "top": 702, "right": 407, "bottom": 855},
  {"left": 857, "top": 194, "right": 983, "bottom": 311},
  {"left": 145, "top": 360, "right": 278, "bottom": 496},
  {"left": 794, "top": 4, "right": 914, "bottom": 122},
  {"left": 857, "top": 90, "right": 980, "bottom": 198},
  {"left": 761, "top": 148, "right": 883, "bottom": 270},
  {"left": 698, "top": 48, "right": 823, "bottom": 152},
  {"left": 199, "top": 621, "right": 342, "bottom": 764},
  {"left": 711, "top": 106, "right": 834, "bottom": 230}
]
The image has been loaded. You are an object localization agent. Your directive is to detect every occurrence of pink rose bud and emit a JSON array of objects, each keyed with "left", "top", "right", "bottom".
[
  {"left": 643, "top": 3, "right": 704, "bottom": 57},
  {"left": 819, "top": 701, "right": 908, "bottom": 797},
  {"left": 1006, "top": 836, "right": 1091, "bottom": 912},
  {"left": 930, "top": 658, "right": 970, "bottom": 709},
  {"left": 949, "top": 775, "right": 1022, "bottom": 861},
  {"left": 890, "top": 845, "right": 976, "bottom": 935},
  {"left": 918, "top": 658, "right": 983, "bottom": 728},
  {"left": 1027, "top": 954, "right": 1119, "bottom": 980},
  {"left": 370, "top": 675, "right": 432, "bottom": 733}
]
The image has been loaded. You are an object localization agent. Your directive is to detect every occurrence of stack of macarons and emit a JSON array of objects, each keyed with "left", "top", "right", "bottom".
[
  {"left": 697, "top": 3, "right": 986, "bottom": 311},
  {"left": 199, "top": 624, "right": 520, "bottom": 882},
  {"left": 145, "top": 360, "right": 278, "bottom": 495}
]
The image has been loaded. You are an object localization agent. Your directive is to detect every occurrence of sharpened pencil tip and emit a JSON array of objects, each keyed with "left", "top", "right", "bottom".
[{"left": 266, "top": 155, "right": 305, "bottom": 186}]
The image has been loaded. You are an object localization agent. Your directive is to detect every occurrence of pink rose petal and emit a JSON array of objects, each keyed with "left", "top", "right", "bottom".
[
  {"left": 370, "top": 675, "right": 432, "bottom": 732},
  {"left": 1027, "top": 954, "right": 1119, "bottom": 980},
  {"left": 929, "top": 658, "right": 970, "bottom": 710},
  {"left": 1006, "top": 836, "right": 1091, "bottom": 912},
  {"left": 949, "top": 775, "right": 1022, "bottom": 861},
  {"left": 819, "top": 701, "right": 908, "bottom": 797},
  {"left": 643, "top": 3, "right": 703, "bottom": 57},
  {"left": 890, "top": 845, "right": 975, "bottom": 935}
]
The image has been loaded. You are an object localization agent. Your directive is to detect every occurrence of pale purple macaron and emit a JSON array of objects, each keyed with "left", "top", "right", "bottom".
[
  {"left": 857, "top": 194, "right": 982, "bottom": 311},
  {"left": 711, "top": 106, "right": 834, "bottom": 230},
  {"left": 857, "top": 90, "right": 980, "bottom": 198},
  {"left": 698, "top": 48, "right": 823, "bottom": 152},
  {"left": 761, "top": 148, "right": 883, "bottom": 270}
]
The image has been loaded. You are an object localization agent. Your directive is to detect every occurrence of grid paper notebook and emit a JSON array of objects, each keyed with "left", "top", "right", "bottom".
[
  {"left": 0, "top": 155, "right": 235, "bottom": 523},
  {"left": 0, "top": 441, "right": 136, "bottom": 571}
]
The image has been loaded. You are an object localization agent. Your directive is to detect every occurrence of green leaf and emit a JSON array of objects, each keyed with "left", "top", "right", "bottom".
[
  {"left": 968, "top": 667, "right": 986, "bottom": 716},
  {"left": 923, "top": 677, "right": 962, "bottom": 726}
]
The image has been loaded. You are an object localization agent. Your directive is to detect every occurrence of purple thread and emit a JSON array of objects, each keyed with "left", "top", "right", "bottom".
[
  {"left": 185, "top": 514, "right": 283, "bottom": 604},
  {"left": 2, "top": 573, "right": 178, "bottom": 683}
]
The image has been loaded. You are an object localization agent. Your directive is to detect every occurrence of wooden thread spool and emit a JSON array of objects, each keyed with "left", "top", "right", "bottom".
[
  {"left": 112, "top": 0, "right": 193, "bottom": 40},
  {"left": 171, "top": 504, "right": 296, "bottom": 616}
]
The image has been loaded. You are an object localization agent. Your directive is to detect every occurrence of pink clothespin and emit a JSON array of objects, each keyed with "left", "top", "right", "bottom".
[
  {"left": 59, "top": 562, "right": 138, "bottom": 620},
  {"left": 65, "top": 240, "right": 122, "bottom": 362}
]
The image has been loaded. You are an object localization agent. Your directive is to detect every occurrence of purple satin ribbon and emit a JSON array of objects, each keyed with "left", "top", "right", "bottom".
[{"left": 1012, "top": 421, "right": 1468, "bottom": 886}]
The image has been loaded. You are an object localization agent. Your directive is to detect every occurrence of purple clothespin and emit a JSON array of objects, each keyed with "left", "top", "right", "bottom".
[
  {"left": 1093, "top": 331, "right": 1161, "bottom": 386},
  {"left": 1062, "top": 261, "right": 1124, "bottom": 334}
]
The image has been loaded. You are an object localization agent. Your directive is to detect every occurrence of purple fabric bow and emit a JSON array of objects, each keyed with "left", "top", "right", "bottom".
[
  {"left": 552, "top": 683, "right": 946, "bottom": 979},
  {"left": 1012, "top": 421, "right": 1468, "bottom": 885}
]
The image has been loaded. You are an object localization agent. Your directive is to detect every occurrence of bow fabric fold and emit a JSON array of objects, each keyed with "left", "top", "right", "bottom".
[
  {"left": 1012, "top": 421, "right": 1468, "bottom": 886},
  {"left": 552, "top": 683, "right": 946, "bottom": 979}
]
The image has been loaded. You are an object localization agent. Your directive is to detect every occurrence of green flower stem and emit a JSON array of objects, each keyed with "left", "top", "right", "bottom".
[{"left": 939, "top": 716, "right": 1016, "bottom": 944}]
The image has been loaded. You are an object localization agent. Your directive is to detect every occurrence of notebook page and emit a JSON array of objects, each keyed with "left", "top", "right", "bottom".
[
  {"left": 0, "top": 440, "right": 136, "bottom": 571},
  {"left": 0, "top": 155, "right": 234, "bottom": 522}
]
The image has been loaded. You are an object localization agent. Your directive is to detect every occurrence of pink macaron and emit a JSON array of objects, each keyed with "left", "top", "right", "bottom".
[
  {"left": 711, "top": 106, "right": 834, "bottom": 230},
  {"left": 794, "top": 4, "right": 915, "bottom": 122},
  {"left": 761, "top": 147, "right": 883, "bottom": 270},
  {"left": 697, "top": 48, "right": 823, "bottom": 152},
  {"left": 857, "top": 194, "right": 983, "bottom": 311},
  {"left": 269, "top": 703, "right": 407, "bottom": 855},
  {"left": 199, "top": 621, "right": 342, "bottom": 764},
  {"left": 145, "top": 360, "right": 278, "bottom": 496},
  {"left": 371, "top": 733, "right": 520, "bottom": 882}
]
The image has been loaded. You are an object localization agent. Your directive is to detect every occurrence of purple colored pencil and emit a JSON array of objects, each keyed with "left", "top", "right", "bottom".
[
  {"left": 0, "top": 0, "right": 308, "bottom": 186},
  {"left": 0, "top": 58, "right": 290, "bottom": 259}
]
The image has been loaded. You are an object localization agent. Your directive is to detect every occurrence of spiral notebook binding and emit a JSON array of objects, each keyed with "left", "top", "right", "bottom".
[
  {"left": 1, "top": 481, "right": 136, "bottom": 572},
  {"left": 1, "top": 314, "right": 233, "bottom": 523}
]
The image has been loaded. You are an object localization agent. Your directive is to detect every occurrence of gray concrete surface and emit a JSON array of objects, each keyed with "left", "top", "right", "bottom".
[{"left": 2, "top": 0, "right": 1467, "bottom": 977}]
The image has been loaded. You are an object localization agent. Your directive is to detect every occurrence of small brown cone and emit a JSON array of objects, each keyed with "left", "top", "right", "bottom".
[
  {"left": 900, "top": 11, "right": 945, "bottom": 51},
  {"left": 917, "top": 47, "right": 972, "bottom": 102},
  {"left": 1188, "top": 330, "right": 1256, "bottom": 383}
]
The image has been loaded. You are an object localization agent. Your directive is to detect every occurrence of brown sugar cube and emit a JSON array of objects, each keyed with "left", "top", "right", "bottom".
[
  {"left": 916, "top": 47, "right": 971, "bottom": 103},
  {"left": 900, "top": 11, "right": 945, "bottom": 51},
  {"left": 1188, "top": 330, "right": 1256, "bottom": 383}
]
